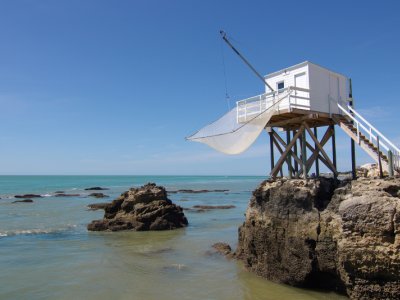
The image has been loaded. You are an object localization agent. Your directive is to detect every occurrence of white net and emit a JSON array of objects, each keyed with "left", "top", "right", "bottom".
[{"left": 187, "top": 94, "right": 286, "bottom": 155}]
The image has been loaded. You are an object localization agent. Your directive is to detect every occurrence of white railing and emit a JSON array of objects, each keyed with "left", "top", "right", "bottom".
[
  {"left": 236, "top": 86, "right": 311, "bottom": 123},
  {"left": 337, "top": 103, "right": 400, "bottom": 170}
]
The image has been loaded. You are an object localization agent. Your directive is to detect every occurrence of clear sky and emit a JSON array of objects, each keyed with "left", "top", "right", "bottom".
[{"left": 1, "top": 0, "right": 399, "bottom": 175}]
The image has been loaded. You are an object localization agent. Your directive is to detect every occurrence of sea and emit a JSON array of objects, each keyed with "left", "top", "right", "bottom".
[{"left": 0, "top": 176, "right": 347, "bottom": 300}]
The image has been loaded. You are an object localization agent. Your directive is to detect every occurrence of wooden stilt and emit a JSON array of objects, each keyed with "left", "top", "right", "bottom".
[
  {"left": 301, "top": 125, "right": 307, "bottom": 179},
  {"left": 269, "top": 131, "right": 274, "bottom": 173},
  {"left": 388, "top": 150, "right": 394, "bottom": 177},
  {"left": 349, "top": 78, "right": 357, "bottom": 180},
  {"left": 377, "top": 136, "right": 383, "bottom": 178},
  {"left": 286, "top": 130, "right": 292, "bottom": 179},
  {"left": 293, "top": 130, "right": 299, "bottom": 177},
  {"left": 331, "top": 124, "right": 337, "bottom": 178},
  {"left": 331, "top": 125, "right": 337, "bottom": 169},
  {"left": 314, "top": 127, "right": 319, "bottom": 177}
]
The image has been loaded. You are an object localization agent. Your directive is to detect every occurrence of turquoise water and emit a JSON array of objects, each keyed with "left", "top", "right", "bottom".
[{"left": 0, "top": 176, "right": 347, "bottom": 299}]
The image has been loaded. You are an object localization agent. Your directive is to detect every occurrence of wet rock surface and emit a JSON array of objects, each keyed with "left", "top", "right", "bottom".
[
  {"left": 85, "top": 187, "right": 109, "bottom": 191},
  {"left": 55, "top": 193, "right": 80, "bottom": 197},
  {"left": 87, "top": 203, "right": 109, "bottom": 211},
  {"left": 14, "top": 194, "right": 42, "bottom": 198},
  {"left": 87, "top": 183, "right": 188, "bottom": 231},
  {"left": 12, "top": 199, "right": 34, "bottom": 203},
  {"left": 235, "top": 177, "right": 400, "bottom": 299},
  {"left": 88, "top": 193, "right": 109, "bottom": 198}
]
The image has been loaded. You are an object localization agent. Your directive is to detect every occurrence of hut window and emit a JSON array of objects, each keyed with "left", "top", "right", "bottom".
[{"left": 277, "top": 81, "right": 285, "bottom": 91}]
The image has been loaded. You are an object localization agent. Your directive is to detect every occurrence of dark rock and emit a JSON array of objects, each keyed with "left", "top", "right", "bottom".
[
  {"left": 88, "top": 193, "right": 109, "bottom": 198},
  {"left": 87, "top": 203, "right": 109, "bottom": 211},
  {"left": 168, "top": 189, "right": 229, "bottom": 194},
  {"left": 87, "top": 183, "right": 188, "bottom": 231},
  {"left": 85, "top": 187, "right": 109, "bottom": 191},
  {"left": 54, "top": 193, "right": 80, "bottom": 197},
  {"left": 192, "top": 205, "right": 235, "bottom": 210},
  {"left": 14, "top": 194, "right": 42, "bottom": 198},
  {"left": 235, "top": 177, "right": 400, "bottom": 299},
  {"left": 55, "top": 191, "right": 65, "bottom": 194},
  {"left": 12, "top": 199, "right": 33, "bottom": 203},
  {"left": 212, "top": 242, "right": 233, "bottom": 256}
]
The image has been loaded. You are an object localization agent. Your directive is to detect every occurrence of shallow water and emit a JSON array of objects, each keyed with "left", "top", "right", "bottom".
[{"left": 0, "top": 176, "right": 347, "bottom": 299}]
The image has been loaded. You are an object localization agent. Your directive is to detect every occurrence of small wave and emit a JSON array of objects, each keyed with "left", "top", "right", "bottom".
[
  {"left": 41, "top": 193, "right": 52, "bottom": 197},
  {"left": 0, "top": 224, "right": 77, "bottom": 237}
]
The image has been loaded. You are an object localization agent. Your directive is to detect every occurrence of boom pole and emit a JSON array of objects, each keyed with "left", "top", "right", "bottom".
[{"left": 220, "top": 30, "right": 274, "bottom": 92}]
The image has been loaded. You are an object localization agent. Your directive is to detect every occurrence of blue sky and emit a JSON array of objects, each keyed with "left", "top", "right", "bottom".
[{"left": 1, "top": 0, "right": 399, "bottom": 175}]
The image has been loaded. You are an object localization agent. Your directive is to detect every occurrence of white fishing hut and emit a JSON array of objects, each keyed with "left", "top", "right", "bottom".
[{"left": 237, "top": 61, "right": 350, "bottom": 122}]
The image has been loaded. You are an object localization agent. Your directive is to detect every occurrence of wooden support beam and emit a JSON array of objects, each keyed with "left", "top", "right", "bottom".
[
  {"left": 293, "top": 130, "right": 299, "bottom": 176},
  {"left": 314, "top": 127, "right": 320, "bottom": 177},
  {"left": 305, "top": 126, "right": 334, "bottom": 173},
  {"left": 305, "top": 142, "right": 336, "bottom": 174},
  {"left": 286, "top": 130, "right": 292, "bottom": 179},
  {"left": 270, "top": 125, "right": 305, "bottom": 177},
  {"left": 304, "top": 123, "right": 338, "bottom": 176},
  {"left": 271, "top": 130, "right": 303, "bottom": 168},
  {"left": 330, "top": 125, "right": 337, "bottom": 177},
  {"left": 301, "top": 126, "right": 307, "bottom": 178},
  {"left": 272, "top": 137, "right": 296, "bottom": 175},
  {"left": 269, "top": 132, "right": 274, "bottom": 173}
]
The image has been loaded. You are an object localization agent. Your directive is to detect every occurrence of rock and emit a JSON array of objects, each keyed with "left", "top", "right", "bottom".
[
  {"left": 167, "top": 189, "right": 229, "bottom": 194},
  {"left": 212, "top": 242, "right": 233, "bottom": 257},
  {"left": 235, "top": 177, "right": 400, "bottom": 299},
  {"left": 87, "top": 183, "right": 188, "bottom": 231},
  {"left": 88, "top": 193, "right": 109, "bottom": 198},
  {"left": 85, "top": 187, "right": 109, "bottom": 191},
  {"left": 12, "top": 199, "right": 33, "bottom": 203},
  {"left": 54, "top": 193, "right": 80, "bottom": 197},
  {"left": 192, "top": 205, "right": 235, "bottom": 210},
  {"left": 87, "top": 203, "right": 109, "bottom": 210},
  {"left": 14, "top": 194, "right": 42, "bottom": 198},
  {"left": 54, "top": 191, "right": 65, "bottom": 194},
  {"left": 357, "top": 163, "right": 389, "bottom": 178}
]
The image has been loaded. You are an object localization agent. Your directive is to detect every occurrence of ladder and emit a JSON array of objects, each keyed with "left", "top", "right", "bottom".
[{"left": 334, "top": 103, "right": 400, "bottom": 175}]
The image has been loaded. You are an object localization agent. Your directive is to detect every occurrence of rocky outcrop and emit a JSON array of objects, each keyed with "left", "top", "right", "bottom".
[
  {"left": 87, "top": 183, "right": 188, "bottom": 231},
  {"left": 55, "top": 193, "right": 80, "bottom": 197},
  {"left": 236, "top": 177, "right": 400, "bottom": 299},
  {"left": 14, "top": 194, "right": 42, "bottom": 198},
  {"left": 88, "top": 193, "right": 109, "bottom": 198},
  {"left": 85, "top": 187, "right": 109, "bottom": 191}
]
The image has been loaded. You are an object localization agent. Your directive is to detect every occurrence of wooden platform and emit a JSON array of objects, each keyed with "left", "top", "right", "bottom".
[{"left": 266, "top": 108, "right": 348, "bottom": 130}]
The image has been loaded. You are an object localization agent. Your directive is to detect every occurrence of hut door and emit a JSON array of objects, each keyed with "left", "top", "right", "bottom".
[{"left": 294, "top": 72, "right": 307, "bottom": 107}]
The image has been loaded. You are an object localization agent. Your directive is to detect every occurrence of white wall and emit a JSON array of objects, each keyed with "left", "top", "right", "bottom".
[{"left": 308, "top": 62, "right": 349, "bottom": 114}]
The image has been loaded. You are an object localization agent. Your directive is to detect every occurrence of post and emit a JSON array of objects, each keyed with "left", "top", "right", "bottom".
[
  {"left": 388, "top": 150, "right": 394, "bottom": 177},
  {"left": 377, "top": 136, "right": 383, "bottom": 178},
  {"left": 349, "top": 79, "right": 357, "bottom": 179},
  {"left": 269, "top": 131, "right": 275, "bottom": 173},
  {"left": 331, "top": 125, "right": 337, "bottom": 178},
  {"left": 286, "top": 130, "right": 292, "bottom": 179},
  {"left": 293, "top": 130, "right": 299, "bottom": 176},
  {"left": 314, "top": 127, "right": 320, "bottom": 177},
  {"left": 301, "top": 126, "right": 307, "bottom": 178}
]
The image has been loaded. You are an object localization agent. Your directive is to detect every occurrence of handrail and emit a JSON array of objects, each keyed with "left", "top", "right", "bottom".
[
  {"left": 236, "top": 86, "right": 311, "bottom": 123},
  {"left": 347, "top": 106, "right": 400, "bottom": 154},
  {"left": 337, "top": 103, "right": 390, "bottom": 151}
]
